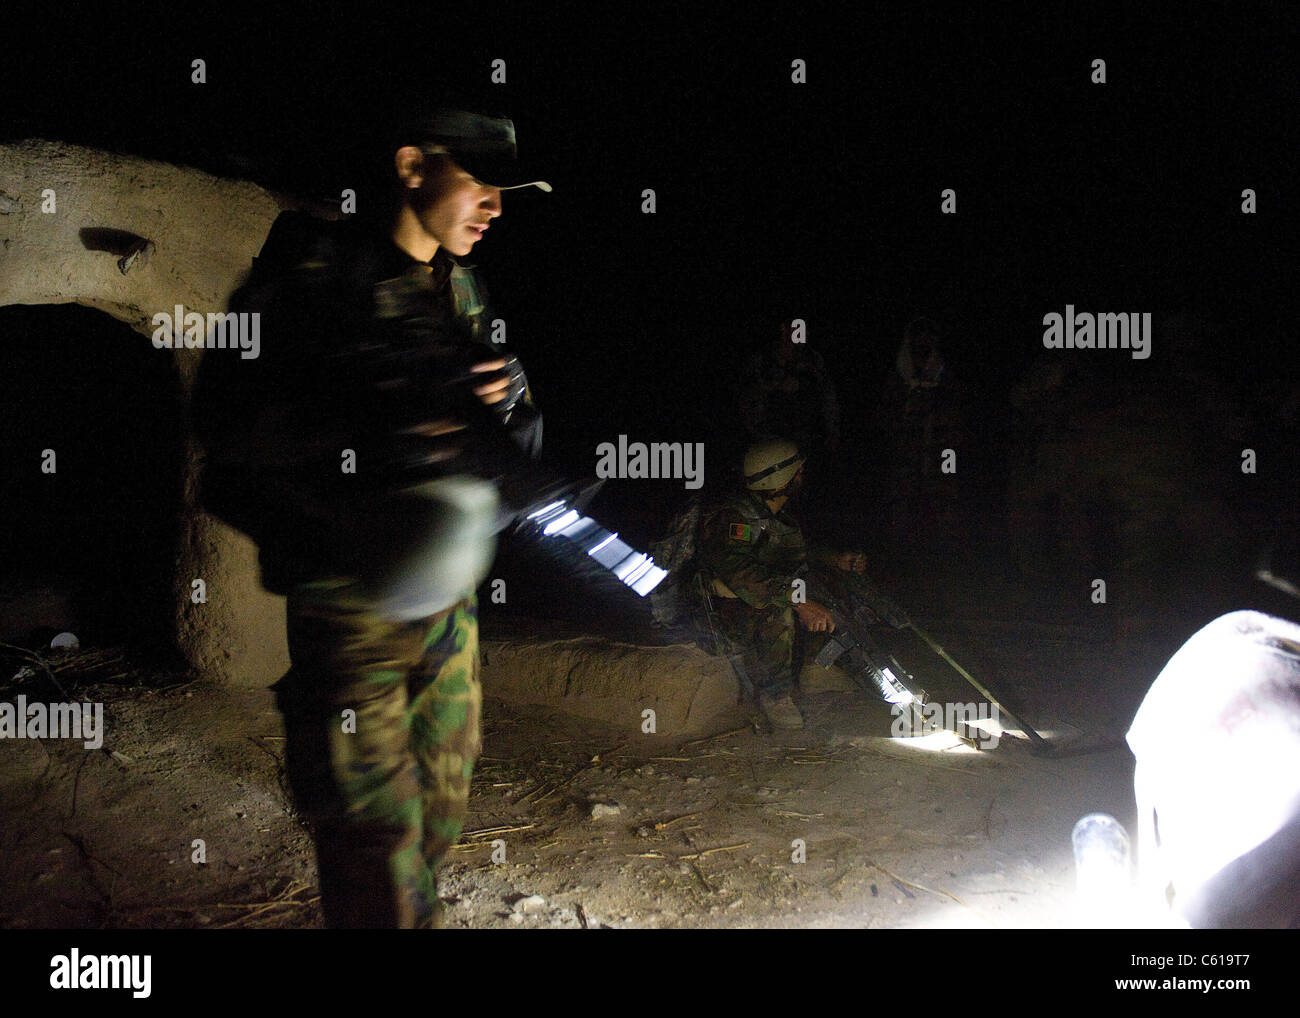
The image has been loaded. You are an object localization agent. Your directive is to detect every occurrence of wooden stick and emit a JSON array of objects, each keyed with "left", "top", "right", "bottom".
[
  {"left": 680, "top": 727, "right": 748, "bottom": 750},
  {"left": 654, "top": 812, "right": 702, "bottom": 831},
  {"left": 865, "top": 859, "right": 966, "bottom": 906},
  {"left": 535, "top": 765, "right": 594, "bottom": 803},
  {"left": 689, "top": 861, "right": 713, "bottom": 893},
  {"left": 461, "top": 823, "right": 536, "bottom": 839}
]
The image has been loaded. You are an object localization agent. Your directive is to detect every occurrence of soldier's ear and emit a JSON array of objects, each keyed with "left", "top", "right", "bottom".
[{"left": 395, "top": 146, "right": 427, "bottom": 189}]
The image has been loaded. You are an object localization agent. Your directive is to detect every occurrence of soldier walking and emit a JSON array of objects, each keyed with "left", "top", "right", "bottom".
[{"left": 194, "top": 106, "right": 551, "bottom": 927}]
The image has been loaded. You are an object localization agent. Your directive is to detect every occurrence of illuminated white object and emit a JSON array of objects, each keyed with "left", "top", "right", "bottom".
[
  {"left": 1127, "top": 610, "right": 1300, "bottom": 928},
  {"left": 525, "top": 498, "right": 667, "bottom": 597},
  {"left": 879, "top": 667, "right": 913, "bottom": 705},
  {"left": 1072, "top": 814, "right": 1131, "bottom": 896}
]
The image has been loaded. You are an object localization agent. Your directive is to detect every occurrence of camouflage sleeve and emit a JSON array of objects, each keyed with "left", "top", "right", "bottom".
[{"left": 696, "top": 508, "right": 797, "bottom": 611}]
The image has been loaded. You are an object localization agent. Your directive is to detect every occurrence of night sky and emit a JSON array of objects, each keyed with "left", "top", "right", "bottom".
[{"left": 3, "top": 6, "right": 1297, "bottom": 575}]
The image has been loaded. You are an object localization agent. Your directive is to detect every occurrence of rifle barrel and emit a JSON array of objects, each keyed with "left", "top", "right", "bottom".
[{"left": 905, "top": 620, "right": 1049, "bottom": 750}]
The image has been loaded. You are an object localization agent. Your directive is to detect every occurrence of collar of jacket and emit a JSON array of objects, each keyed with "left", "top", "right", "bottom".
[
  {"left": 379, "top": 238, "right": 456, "bottom": 290},
  {"left": 331, "top": 218, "right": 455, "bottom": 290},
  {"left": 733, "top": 489, "right": 783, "bottom": 526}
]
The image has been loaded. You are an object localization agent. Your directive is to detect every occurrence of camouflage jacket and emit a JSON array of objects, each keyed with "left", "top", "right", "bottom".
[
  {"left": 695, "top": 489, "right": 833, "bottom": 611},
  {"left": 193, "top": 210, "right": 537, "bottom": 592}
]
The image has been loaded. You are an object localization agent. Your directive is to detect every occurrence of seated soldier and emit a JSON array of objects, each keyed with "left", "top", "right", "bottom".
[{"left": 692, "top": 439, "right": 892, "bottom": 731}]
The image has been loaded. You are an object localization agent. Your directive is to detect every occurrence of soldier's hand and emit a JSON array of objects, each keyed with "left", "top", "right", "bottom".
[
  {"left": 794, "top": 600, "right": 835, "bottom": 633},
  {"left": 395, "top": 418, "right": 468, "bottom": 466},
  {"left": 399, "top": 419, "right": 466, "bottom": 437},
  {"left": 834, "top": 551, "right": 869, "bottom": 574},
  {"left": 470, "top": 359, "right": 512, "bottom": 405}
]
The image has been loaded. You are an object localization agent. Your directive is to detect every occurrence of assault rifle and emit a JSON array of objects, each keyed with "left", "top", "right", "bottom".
[
  {"left": 801, "top": 567, "right": 934, "bottom": 736},
  {"left": 336, "top": 280, "right": 673, "bottom": 605},
  {"left": 201, "top": 258, "right": 666, "bottom": 617},
  {"left": 804, "top": 566, "right": 1053, "bottom": 752}
]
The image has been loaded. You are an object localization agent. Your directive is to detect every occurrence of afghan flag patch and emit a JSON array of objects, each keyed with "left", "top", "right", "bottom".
[{"left": 729, "top": 523, "right": 756, "bottom": 543}]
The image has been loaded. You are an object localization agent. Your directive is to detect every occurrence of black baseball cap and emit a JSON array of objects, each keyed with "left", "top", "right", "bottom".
[{"left": 396, "top": 108, "right": 552, "bottom": 193}]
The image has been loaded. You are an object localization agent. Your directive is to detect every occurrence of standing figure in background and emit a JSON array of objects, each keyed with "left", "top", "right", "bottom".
[
  {"left": 737, "top": 321, "right": 841, "bottom": 467},
  {"left": 877, "top": 316, "right": 961, "bottom": 543}
]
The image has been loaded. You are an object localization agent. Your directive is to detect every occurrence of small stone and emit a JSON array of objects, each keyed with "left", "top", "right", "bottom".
[
  {"left": 640, "top": 765, "right": 655, "bottom": 776},
  {"left": 50, "top": 632, "right": 79, "bottom": 651},
  {"left": 590, "top": 802, "right": 622, "bottom": 820},
  {"left": 515, "top": 894, "right": 546, "bottom": 915},
  {"left": 685, "top": 776, "right": 701, "bottom": 784},
  {"left": 636, "top": 825, "right": 652, "bottom": 838}
]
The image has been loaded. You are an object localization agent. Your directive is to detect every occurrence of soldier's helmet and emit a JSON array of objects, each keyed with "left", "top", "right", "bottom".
[{"left": 744, "top": 439, "right": 805, "bottom": 491}]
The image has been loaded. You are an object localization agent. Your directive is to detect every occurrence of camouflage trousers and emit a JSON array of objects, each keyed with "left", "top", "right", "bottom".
[
  {"left": 712, "top": 597, "right": 796, "bottom": 696},
  {"left": 273, "top": 579, "right": 481, "bottom": 929}
]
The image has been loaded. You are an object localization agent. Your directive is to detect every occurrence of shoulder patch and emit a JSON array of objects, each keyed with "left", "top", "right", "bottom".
[{"left": 729, "top": 522, "right": 757, "bottom": 543}]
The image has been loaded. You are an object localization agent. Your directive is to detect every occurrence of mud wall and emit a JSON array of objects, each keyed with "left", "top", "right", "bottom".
[{"left": 0, "top": 139, "right": 294, "bottom": 686}]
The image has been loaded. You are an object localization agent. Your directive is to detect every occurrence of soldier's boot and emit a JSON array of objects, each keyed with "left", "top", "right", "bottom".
[{"left": 758, "top": 691, "right": 804, "bottom": 730}]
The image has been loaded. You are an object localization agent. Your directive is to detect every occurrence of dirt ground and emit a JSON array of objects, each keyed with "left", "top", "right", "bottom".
[{"left": 0, "top": 569, "right": 1198, "bottom": 930}]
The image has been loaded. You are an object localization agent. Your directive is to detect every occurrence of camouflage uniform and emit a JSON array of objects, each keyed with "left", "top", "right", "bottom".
[
  {"left": 694, "top": 489, "right": 817, "bottom": 695},
  {"left": 195, "top": 210, "right": 508, "bottom": 928},
  {"left": 275, "top": 582, "right": 479, "bottom": 928}
]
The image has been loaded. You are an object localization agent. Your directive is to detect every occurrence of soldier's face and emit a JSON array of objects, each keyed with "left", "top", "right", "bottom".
[{"left": 413, "top": 156, "right": 503, "bottom": 257}]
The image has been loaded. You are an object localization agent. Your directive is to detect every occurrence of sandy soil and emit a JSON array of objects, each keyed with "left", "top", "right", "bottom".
[{"left": 0, "top": 592, "right": 1180, "bottom": 930}]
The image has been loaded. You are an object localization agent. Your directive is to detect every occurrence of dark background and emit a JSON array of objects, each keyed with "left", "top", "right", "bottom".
[{"left": 2, "top": 5, "right": 1297, "bottom": 638}]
